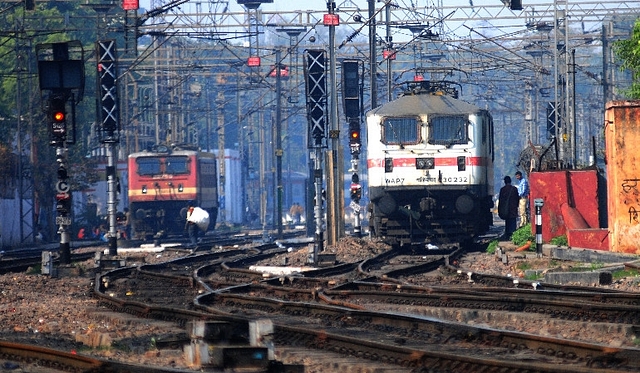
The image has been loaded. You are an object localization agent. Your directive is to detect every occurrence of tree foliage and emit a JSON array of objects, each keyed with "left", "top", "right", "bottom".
[
  {"left": 614, "top": 19, "right": 640, "bottom": 99},
  {"left": 0, "top": 2, "right": 108, "bottom": 238}
]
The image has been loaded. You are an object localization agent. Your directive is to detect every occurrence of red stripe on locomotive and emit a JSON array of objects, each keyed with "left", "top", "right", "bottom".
[{"left": 367, "top": 156, "right": 487, "bottom": 169}]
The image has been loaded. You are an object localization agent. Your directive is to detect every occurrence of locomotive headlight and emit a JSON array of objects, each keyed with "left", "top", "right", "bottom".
[
  {"left": 178, "top": 183, "right": 184, "bottom": 192},
  {"left": 457, "top": 156, "right": 466, "bottom": 171},
  {"left": 416, "top": 157, "right": 435, "bottom": 170},
  {"left": 142, "top": 185, "right": 147, "bottom": 194}
]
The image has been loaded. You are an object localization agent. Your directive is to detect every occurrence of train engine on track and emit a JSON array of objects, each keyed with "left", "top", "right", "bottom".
[
  {"left": 128, "top": 144, "right": 218, "bottom": 239},
  {"left": 366, "top": 81, "right": 494, "bottom": 247}
]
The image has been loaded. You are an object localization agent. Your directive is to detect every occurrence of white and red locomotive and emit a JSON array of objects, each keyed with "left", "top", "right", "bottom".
[
  {"left": 128, "top": 144, "right": 218, "bottom": 239},
  {"left": 366, "top": 81, "right": 494, "bottom": 247}
]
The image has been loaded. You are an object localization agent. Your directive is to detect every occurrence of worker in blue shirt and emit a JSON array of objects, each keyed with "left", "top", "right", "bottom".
[{"left": 515, "top": 171, "right": 530, "bottom": 228}]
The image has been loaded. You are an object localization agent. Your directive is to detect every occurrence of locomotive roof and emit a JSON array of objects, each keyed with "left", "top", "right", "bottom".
[
  {"left": 368, "top": 93, "right": 483, "bottom": 117},
  {"left": 128, "top": 149, "right": 215, "bottom": 158},
  {"left": 128, "top": 143, "right": 211, "bottom": 158}
]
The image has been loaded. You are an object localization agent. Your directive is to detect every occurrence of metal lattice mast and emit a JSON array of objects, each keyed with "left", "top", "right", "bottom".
[
  {"left": 97, "top": 40, "right": 120, "bottom": 255},
  {"left": 15, "top": 17, "right": 36, "bottom": 245},
  {"left": 216, "top": 77, "right": 226, "bottom": 226},
  {"left": 304, "top": 49, "right": 328, "bottom": 263}
]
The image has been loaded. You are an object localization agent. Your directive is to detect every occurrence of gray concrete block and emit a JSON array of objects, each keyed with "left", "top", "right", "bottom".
[
  {"left": 549, "top": 246, "right": 639, "bottom": 264},
  {"left": 543, "top": 270, "right": 613, "bottom": 286}
]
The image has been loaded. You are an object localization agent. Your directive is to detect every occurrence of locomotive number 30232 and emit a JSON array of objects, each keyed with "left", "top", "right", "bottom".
[{"left": 442, "top": 176, "right": 468, "bottom": 183}]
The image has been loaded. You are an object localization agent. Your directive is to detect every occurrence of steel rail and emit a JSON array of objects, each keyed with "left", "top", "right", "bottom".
[
  {"left": 92, "top": 242, "right": 640, "bottom": 372},
  {"left": 0, "top": 340, "right": 193, "bottom": 373}
]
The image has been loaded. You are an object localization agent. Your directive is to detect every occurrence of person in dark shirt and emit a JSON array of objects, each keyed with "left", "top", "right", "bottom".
[
  {"left": 123, "top": 208, "right": 132, "bottom": 240},
  {"left": 498, "top": 176, "right": 519, "bottom": 240},
  {"left": 185, "top": 201, "right": 198, "bottom": 246}
]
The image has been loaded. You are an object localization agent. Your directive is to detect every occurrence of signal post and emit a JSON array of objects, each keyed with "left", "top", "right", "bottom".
[
  {"left": 52, "top": 101, "right": 72, "bottom": 264},
  {"left": 304, "top": 49, "right": 328, "bottom": 264},
  {"left": 342, "top": 60, "right": 364, "bottom": 237},
  {"left": 36, "top": 41, "right": 84, "bottom": 264},
  {"left": 97, "top": 40, "right": 120, "bottom": 256}
]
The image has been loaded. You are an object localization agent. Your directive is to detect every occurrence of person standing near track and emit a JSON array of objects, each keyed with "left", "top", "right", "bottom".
[
  {"left": 123, "top": 207, "right": 132, "bottom": 240},
  {"left": 185, "top": 201, "right": 199, "bottom": 246},
  {"left": 498, "top": 176, "right": 519, "bottom": 240},
  {"left": 515, "top": 171, "right": 530, "bottom": 228}
]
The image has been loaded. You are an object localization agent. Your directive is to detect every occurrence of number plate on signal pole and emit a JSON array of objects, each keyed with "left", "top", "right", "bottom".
[{"left": 56, "top": 216, "right": 72, "bottom": 226}]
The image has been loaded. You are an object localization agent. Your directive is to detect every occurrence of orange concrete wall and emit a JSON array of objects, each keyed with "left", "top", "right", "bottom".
[
  {"left": 605, "top": 100, "right": 640, "bottom": 254},
  {"left": 529, "top": 170, "right": 601, "bottom": 243}
]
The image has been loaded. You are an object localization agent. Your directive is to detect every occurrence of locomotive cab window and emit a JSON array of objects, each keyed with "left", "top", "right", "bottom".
[
  {"left": 137, "top": 158, "right": 161, "bottom": 176},
  {"left": 165, "top": 156, "right": 190, "bottom": 175},
  {"left": 382, "top": 117, "right": 420, "bottom": 145},
  {"left": 429, "top": 116, "right": 468, "bottom": 146}
]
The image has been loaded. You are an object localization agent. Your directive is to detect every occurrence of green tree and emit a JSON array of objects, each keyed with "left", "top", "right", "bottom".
[
  {"left": 0, "top": 3, "right": 109, "bottom": 240},
  {"left": 614, "top": 19, "right": 640, "bottom": 99}
]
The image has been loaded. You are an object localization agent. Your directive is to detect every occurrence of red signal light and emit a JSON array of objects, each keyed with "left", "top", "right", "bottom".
[
  {"left": 350, "top": 183, "right": 362, "bottom": 202},
  {"left": 269, "top": 64, "right": 289, "bottom": 78},
  {"left": 349, "top": 130, "right": 360, "bottom": 143},
  {"left": 122, "top": 0, "right": 139, "bottom": 11},
  {"left": 53, "top": 111, "right": 65, "bottom": 122},
  {"left": 383, "top": 49, "right": 396, "bottom": 60},
  {"left": 323, "top": 14, "right": 340, "bottom": 26},
  {"left": 247, "top": 56, "right": 261, "bottom": 67}
]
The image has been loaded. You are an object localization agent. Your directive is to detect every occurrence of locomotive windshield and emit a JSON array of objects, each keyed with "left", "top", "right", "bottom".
[
  {"left": 429, "top": 115, "right": 468, "bottom": 146},
  {"left": 136, "top": 156, "right": 190, "bottom": 175},
  {"left": 137, "top": 158, "right": 161, "bottom": 175},
  {"left": 165, "top": 156, "right": 190, "bottom": 175},
  {"left": 382, "top": 117, "right": 420, "bottom": 145}
]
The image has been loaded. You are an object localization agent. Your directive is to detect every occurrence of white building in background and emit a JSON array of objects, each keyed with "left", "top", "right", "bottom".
[{"left": 213, "top": 149, "right": 243, "bottom": 225}]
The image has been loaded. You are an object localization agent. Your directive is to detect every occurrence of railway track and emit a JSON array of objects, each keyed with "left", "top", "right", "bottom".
[
  {"left": 326, "top": 281, "right": 640, "bottom": 324},
  {"left": 0, "top": 340, "right": 196, "bottom": 373},
  {"left": 92, "top": 241, "right": 640, "bottom": 372},
  {"left": 0, "top": 229, "right": 305, "bottom": 276},
  {"left": 0, "top": 251, "right": 96, "bottom": 275}
]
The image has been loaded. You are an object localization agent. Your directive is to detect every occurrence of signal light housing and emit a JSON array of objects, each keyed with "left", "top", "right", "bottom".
[
  {"left": 56, "top": 192, "right": 72, "bottom": 215},
  {"left": 350, "top": 183, "right": 362, "bottom": 203},
  {"left": 49, "top": 97, "right": 67, "bottom": 144},
  {"left": 347, "top": 118, "right": 361, "bottom": 155},
  {"left": 349, "top": 129, "right": 360, "bottom": 144},
  {"left": 57, "top": 166, "right": 68, "bottom": 180},
  {"left": 50, "top": 98, "right": 66, "bottom": 121},
  {"left": 342, "top": 60, "right": 361, "bottom": 120}
]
